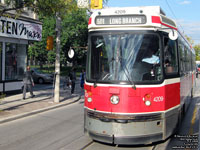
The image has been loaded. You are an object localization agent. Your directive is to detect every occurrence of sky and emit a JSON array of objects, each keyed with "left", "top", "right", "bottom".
[{"left": 106, "top": 0, "right": 200, "bottom": 45}]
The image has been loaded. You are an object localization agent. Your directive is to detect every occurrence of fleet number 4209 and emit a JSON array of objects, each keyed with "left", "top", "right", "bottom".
[
  {"left": 114, "top": 10, "right": 126, "bottom": 14},
  {"left": 153, "top": 96, "right": 164, "bottom": 102}
]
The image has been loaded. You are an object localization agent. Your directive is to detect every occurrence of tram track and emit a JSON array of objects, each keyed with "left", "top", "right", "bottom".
[
  {"left": 80, "top": 141, "right": 94, "bottom": 150},
  {"left": 80, "top": 140, "right": 165, "bottom": 150}
]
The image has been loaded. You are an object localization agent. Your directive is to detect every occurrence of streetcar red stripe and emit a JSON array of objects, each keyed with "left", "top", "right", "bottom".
[
  {"left": 152, "top": 16, "right": 177, "bottom": 30},
  {"left": 152, "top": 16, "right": 161, "bottom": 23},
  {"left": 161, "top": 22, "right": 177, "bottom": 30},
  {"left": 84, "top": 82, "right": 180, "bottom": 113}
]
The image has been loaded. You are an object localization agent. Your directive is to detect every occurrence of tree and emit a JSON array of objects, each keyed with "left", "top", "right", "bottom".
[
  {"left": 185, "top": 35, "right": 200, "bottom": 61},
  {"left": 185, "top": 35, "right": 194, "bottom": 46},
  {"left": 33, "top": 0, "right": 77, "bottom": 103},
  {"left": 28, "top": 16, "right": 56, "bottom": 68},
  {"left": 61, "top": 8, "right": 88, "bottom": 66},
  {"left": 28, "top": 8, "right": 88, "bottom": 68},
  {"left": 194, "top": 44, "right": 200, "bottom": 61}
]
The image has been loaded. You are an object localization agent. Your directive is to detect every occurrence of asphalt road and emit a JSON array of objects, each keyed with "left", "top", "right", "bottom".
[{"left": 0, "top": 99, "right": 92, "bottom": 150}]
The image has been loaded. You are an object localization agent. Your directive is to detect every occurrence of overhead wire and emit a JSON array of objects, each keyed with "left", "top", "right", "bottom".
[
  {"left": 165, "top": 0, "right": 185, "bottom": 33},
  {"left": 165, "top": 0, "right": 200, "bottom": 45}
]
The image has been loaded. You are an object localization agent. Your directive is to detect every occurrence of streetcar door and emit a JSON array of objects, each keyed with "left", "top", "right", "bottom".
[{"left": 163, "top": 37, "right": 178, "bottom": 76}]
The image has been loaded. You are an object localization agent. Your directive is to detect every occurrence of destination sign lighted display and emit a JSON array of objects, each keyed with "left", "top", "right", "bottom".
[{"left": 95, "top": 15, "right": 146, "bottom": 25}]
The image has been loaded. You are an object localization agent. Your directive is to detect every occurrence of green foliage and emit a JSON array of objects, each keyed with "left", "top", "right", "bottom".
[
  {"left": 47, "top": 50, "right": 56, "bottom": 64},
  {"left": 36, "top": 0, "right": 77, "bottom": 17},
  {"left": 28, "top": 7, "right": 88, "bottom": 67},
  {"left": 185, "top": 35, "right": 194, "bottom": 46},
  {"left": 61, "top": 8, "right": 88, "bottom": 65},
  {"left": 28, "top": 16, "right": 56, "bottom": 66},
  {"left": 184, "top": 35, "right": 200, "bottom": 61},
  {"left": 5, "top": 0, "right": 77, "bottom": 17},
  {"left": 194, "top": 44, "right": 200, "bottom": 61}
]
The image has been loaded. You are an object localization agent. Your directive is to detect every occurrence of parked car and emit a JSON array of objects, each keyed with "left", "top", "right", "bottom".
[
  {"left": 197, "top": 64, "right": 200, "bottom": 74},
  {"left": 31, "top": 68, "right": 54, "bottom": 84}
]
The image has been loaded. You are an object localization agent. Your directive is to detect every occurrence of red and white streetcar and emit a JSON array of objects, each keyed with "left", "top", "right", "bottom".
[{"left": 84, "top": 6, "right": 196, "bottom": 145}]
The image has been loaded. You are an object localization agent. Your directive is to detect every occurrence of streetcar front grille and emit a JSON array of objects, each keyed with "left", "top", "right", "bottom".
[{"left": 86, "top": 109, "right": 162, "bottom": 122}]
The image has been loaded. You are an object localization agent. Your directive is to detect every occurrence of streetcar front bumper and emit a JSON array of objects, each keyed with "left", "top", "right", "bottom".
[
  {"left": 84, "top": 107, "right": 179, "bottom": 145},
  {"left": 88, "top": 130, "right": 163, "bottom": 145}
]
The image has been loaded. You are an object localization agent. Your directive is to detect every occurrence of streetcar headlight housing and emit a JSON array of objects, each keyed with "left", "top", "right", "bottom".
[
  {"left": 143, "top": 94, "right": 152, "bottom": 106},
  {"left": 110, "top": 95, "right": 120, "bottom": 104},
  {"left": 87, "top": 97, "right": 92, "bottom": 103}
]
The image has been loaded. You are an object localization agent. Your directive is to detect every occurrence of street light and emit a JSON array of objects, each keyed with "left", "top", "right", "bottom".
[{"left": 68, "top": 47, "right": 75, "bottom": 59}]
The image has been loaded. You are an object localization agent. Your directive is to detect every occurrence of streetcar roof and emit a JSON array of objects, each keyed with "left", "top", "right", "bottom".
[{"left": 88, "top": 6, "right": 177, "bottom": 31}]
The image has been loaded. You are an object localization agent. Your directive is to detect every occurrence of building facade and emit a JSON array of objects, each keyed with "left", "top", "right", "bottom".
[{"left": 0, "top": 0, "right": 42, "bottom": 92}]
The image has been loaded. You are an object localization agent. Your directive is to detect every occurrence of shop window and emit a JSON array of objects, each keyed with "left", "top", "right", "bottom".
[{"left": 5, "top": 43, "right": 26, "bottom": 81}]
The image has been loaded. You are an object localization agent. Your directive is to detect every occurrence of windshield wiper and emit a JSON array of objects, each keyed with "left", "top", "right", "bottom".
[
  {"left": 120, "top": 58, "right": 136, "bottom": 90},
  {"left": 94, "top": 80, "right": 97, "bottom": 88},
  {"left": 116, "top": 34, "right": 136, "bottom": 90},
  {"left": 93, "top": 77, "right": 99, "bottom": 88}
]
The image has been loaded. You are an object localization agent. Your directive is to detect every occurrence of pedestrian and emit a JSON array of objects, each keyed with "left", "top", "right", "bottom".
[
  {"left": 69, "top": 67, "right": 76, "bottom": 94},
  {"left": 23, "top": 66, "right": 35, "bottom": 100},
  {"left": 80, "top": 69, "right": 85, "bottom": 89}
]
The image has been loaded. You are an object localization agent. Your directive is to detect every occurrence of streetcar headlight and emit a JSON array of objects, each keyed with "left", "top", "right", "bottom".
[
  {"left": 110, "top": 95, "right": 120, "bottom": 104},
  {"left": 145, "top": 100, "right": 151, "bottom": 106},
  {"left": 87, "top": 97, "right": 92, "bottom": 102}
]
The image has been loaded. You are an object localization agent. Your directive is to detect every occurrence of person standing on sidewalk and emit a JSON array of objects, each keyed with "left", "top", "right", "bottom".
[
  {"left": 69, "top": 67, "right": 76, "bottom": 94},
  {"left": 80, "top": 69, "right": 85, "bottom": 89},
  {"left": 23, "top": 66, "right": 35, "bottom": 100}
]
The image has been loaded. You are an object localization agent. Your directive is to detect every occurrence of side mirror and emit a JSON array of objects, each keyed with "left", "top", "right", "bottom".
[{"left": 168, "top": 30, "right": 178, "bottom": 40}]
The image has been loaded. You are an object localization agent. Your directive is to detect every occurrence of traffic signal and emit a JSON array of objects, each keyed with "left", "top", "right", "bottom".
[
  {"left": 91, "top": 0, "right": 102, "bottom": 9},
  {"left": 46, "top": 36, "right": 53, "bottom": 50}
]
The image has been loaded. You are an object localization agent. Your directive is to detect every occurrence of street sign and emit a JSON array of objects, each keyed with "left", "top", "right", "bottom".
[{"left": 77, "top": 0, "right": 89, "bottom": 8}]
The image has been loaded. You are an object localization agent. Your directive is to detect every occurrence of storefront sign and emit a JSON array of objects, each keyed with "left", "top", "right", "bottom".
[{"left": 0, "top": 16, "right": 42, "bottom": 41}]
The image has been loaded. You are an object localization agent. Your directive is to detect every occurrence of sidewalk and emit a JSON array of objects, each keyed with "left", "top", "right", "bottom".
[{"left": 0, "top": 80, "right": 83, "bottom": 124}]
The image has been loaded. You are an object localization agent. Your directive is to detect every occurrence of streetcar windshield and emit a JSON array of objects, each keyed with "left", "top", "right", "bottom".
[{"left": 86, "top": 31, "right": 162, "bottom": 84}]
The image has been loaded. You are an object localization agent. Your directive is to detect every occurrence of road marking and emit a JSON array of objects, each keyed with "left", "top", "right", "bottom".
[{"left": 189, "top": 106, "right": 197, "bottom": 135}]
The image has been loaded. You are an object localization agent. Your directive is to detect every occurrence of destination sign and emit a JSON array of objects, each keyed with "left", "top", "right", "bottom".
[{"left": 95, "top": 15, "right": 146, "bottom": 25}]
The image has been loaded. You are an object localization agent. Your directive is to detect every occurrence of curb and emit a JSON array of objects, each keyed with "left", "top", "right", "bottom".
[{"left": 0, "top": 95, "right": 81, "bottom": 124}]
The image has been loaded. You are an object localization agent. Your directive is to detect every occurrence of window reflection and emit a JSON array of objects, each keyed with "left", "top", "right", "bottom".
[
  {"left": 5, "top": 43, "right": 26, "bottom": 80},
  {"left": 87, "top": 32, "right": 162, "bottom": 83}
]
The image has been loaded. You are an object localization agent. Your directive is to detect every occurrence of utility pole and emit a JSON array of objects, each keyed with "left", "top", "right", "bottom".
[{"left": 54, "top": 12, "right": 61, "bottom": 103}]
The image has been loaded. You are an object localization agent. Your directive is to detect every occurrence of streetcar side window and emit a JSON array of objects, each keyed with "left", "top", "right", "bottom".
[
  {"left": 178, "top": 39, "right": 185, "bottom": 75},
  {"left": 185, "top": 46, "right": 191, "bottom": 72},
  {"left": 164, "top": 37, "right": 178, "bottom": 74},
  {"left": 90, "top": 36, "right": 107, "bottom": 80}
]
